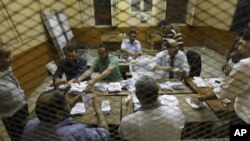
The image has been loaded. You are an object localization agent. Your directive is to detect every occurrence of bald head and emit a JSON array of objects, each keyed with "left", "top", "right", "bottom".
[
  {"left": 168, "top": 39, "right": 178, "bottom": 47},
  {"left": 164, "top": 39, "right": 178, "bottom": 57}
]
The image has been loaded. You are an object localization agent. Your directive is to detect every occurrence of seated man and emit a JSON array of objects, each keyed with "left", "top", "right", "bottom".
[
  {"left": 153, "top": 39, "right": 190, "bottom": 79},
  {"left": 119, "top": 76, "right": 185, "bottom": 141},
  {"left": 53, "top": 45, "right": 90, "bottom": 86},
  {"left": 121, "top": 30, "right": 142, "bottom": 60},
  {"left": 158, "top": 19, "right": 184, "bottom": 51},
  {"left": 22, "top": 89, "right": 110, "bottom": 141},
  {"left": 75, "top": 44, "right": 123, "bottom": 91}
]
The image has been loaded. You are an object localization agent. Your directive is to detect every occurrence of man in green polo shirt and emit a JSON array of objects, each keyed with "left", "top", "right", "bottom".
[{"left": 74, "top": 44, "right": 123, "bottom": 91}]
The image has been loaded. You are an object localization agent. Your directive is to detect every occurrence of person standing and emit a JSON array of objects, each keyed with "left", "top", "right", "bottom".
[
  {"left": 193, "top": 28, "right": 250, "bottom": 124},
  {"left": 0, "top": 44, "right": 29, "bottom": 141},
  {"left": 158, "top": 19, "right": 184, "bottom": 51}
]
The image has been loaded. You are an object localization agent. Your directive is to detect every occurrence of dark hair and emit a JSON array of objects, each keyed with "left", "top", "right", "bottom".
[
  {"left": 128, "top": 30, "right": 137, "bottom": 35},
  {"left": 0, "top": 44, "right": 10, "bottom": 59},
  {"left": 135, "top": 76, "right": 159, "bottom": 103},
  {"left": 98, "top": 43, "right": 109, "bottom": 51},
  {"left": 66, "top": 45, "right": 78, "bottom": 52},
  {"left": 35, "top": 89, "right": 66, "bottom": 124},
  {"left": 242, "top": 28, "right": 250, "bottom": 41},
  {"left": 158, "top": 19, "right": 169, "bottom": 27},
  {"left": 162, "top": 41, "right": 170, "bottom": 48}
]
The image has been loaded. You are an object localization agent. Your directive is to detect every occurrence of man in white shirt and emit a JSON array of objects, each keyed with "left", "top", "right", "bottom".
[
  {"left": 119, "top": 76, "right": 185, "bottom": 141},
  {"left": 0, "top": 44, "right": 29, "bottom": 141},
  {"left": 152, "top": 39, "right": 190, "bottom": 79},
  {"left": 121, "top": 30, "right": 142, "bottom": 60},
  {"left": 193, "top": 28, "right": 250, "bottom": 124}
]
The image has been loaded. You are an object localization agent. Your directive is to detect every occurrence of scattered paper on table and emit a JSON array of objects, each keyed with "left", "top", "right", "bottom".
[
  {"left": 159, "top": 95, "right": 179, "bottom": 106},
  {"left": 193, "top": 77, "right": 207, "bottom": 87},
  {"left": 70, "top": 102, "right": 85, "bottom": 115},
  {"left": 101, "top": 100, "right": 111, "bottom": 114},
  {"left": 70, "top": 81, "right": 87, "bottom": 92},
  {"left": 108, "top": 82, "right": 122, "bottom": 92},
  {"left": 94, "top": 82, "right": 108, "bottom": 92},
  {"left": 186, "top": 98, "right": 205, "bottom": 109}
]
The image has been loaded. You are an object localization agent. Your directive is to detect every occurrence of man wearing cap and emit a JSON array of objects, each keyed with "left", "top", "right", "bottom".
[
  {"left": 158, "top": 19, "right": 184, "bottom": 51},
  {"left": 152, "top": 39, "right": 189, "bottom": 79}
]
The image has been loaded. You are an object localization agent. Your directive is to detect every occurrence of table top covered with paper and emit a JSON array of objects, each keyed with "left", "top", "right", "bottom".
[
  {"left": 73, "top": 96, "right": 122, "bottom": 125},
  {"left": 121, "top": 94, "right": 218, "bottom": 123},
  {"left": 185, "top": 77, "right": 235, "bottom": 112}
]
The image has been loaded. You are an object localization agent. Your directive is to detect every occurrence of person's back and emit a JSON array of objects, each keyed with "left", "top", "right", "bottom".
[
  {"left": 119, "top": 76, "right": 185, "bottom": 141},
  {"left": 22, "top": 117, "right": 109, "bottom": 141},
  {"left": 120, "top": 105, "right": 184, "bottom": 141},
  {"left": 22, "top": 89, "right": 109, "bottom": 141}
]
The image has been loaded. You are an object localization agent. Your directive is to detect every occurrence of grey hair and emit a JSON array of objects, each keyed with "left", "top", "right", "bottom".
[{"left": 135, "top": 76, "right": 159, "bottom": 103}]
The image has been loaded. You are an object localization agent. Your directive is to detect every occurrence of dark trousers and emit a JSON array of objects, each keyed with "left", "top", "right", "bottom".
[{"left": 2, "top": 104, "right": 29, "bottom": 141}]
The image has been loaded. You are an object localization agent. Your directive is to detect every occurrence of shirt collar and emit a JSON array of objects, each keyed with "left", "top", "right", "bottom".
[
  {"left": 0, "top": 67, "right": 12, "bottom": 77},
  {"left": 139, "top": 102, "right": 162, "bottom": 111},
  {"left": 66, "top": 56, "right": 80, "bottom": 64}
]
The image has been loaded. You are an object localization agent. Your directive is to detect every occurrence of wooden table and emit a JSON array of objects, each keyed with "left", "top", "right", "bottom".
[
  {"left": 121, "top": 94, "right": 218, "bottom": 123},
  {"left": 185, "top": 77, "right": 235, "bottom": 112},
  {"left": 147, "top": 33, "right": 161, "bottom": 50},
  {"left": 101, "top": 34, "right": 127, "bottom": 51},
  {"left": 74, "top": 96, "right": 122, "bottom": 125},
  {"left": 116, "top": 79, "right": 193, "bottom": 96}
]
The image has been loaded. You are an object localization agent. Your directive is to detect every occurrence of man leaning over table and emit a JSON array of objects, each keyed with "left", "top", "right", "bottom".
[
  {"left": 152, "top": 39, "right": 190, "bottom": 79},
  {"left": 193, "top": 28, "right": 250, "bottom": 125},
  {"left": 69, "top": 44, "right": 123, "bottom": 91},
  {"left": 22, "top": 89, "right": 109, "bottom": 141},
  {"left": 119, "top": 76, "right": 185, "bottom": 141},
  {"left": 0, "top": 44, "right": 29, "bottom": 141},
  {"left": 53, "top": 45, "right": 90, "bottom": 86},
  {"left": 120, "top": 29, "right": 142, "bottom": 60}
]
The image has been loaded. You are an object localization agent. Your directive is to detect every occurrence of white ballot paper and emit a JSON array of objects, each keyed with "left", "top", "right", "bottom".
[
  {"left": 94, "top": 82, "right": 108, "bottom": 92},
  {"left": 193, "top": 77, "right": 207, "bottom": 88},
  {"left": 108, "top": 82, "right": 122, "bottom": 92},
  {"left": 70, "top": 102, "right": 85, "bottom": 115},
  {"left": 159, "top": 95, "right": 179, "bottom": 106},
  {"left": 160, "top": 81, "right": 185, "bottom": 90},
  {"left": 70, "top": 81, "right": 88, "bottom": 92},
  {"left": 186, "top": 98, "right": 205, "bottom": 109},
  {"left": 101, "top": 100, "right": 111, "bottom": 114}
]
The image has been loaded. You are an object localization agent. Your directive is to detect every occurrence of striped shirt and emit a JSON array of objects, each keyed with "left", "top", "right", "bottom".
[{"left": 161, "top": 25, "right": 184, "bottom": 50}]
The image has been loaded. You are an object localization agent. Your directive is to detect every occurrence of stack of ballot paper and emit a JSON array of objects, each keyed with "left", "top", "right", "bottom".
[
  {"left": 70, "top": 102, "right": 85, "bottom": 115},
  {"left": 159, "top": 95, "right": 179, "bottom": 106},
  {"left": 160, "top": 81, "right": 185, "bottom": 90},
  {"left": 204, "top": 78, "right": 223, "bottom": 88},
  {"left": 125, "top": 95, "right": 141, "bottom": 111},
  {"left": 192, "top": 77, "right": 207, "bottom": 87},
  {"left": 70, "top": 82, "right": 88, "bottom": 92},
  {"left": 101, "top": 100, "right": 111, "bottom": 114},
  {"left": 186, "top": 98, "right": 205, "bottom": 109},
  {"left": 107, "top": 82, "right": 122, "bottom": 92},
  {"left": 94, "top": 82, "right": 108, "bottom": 91}
]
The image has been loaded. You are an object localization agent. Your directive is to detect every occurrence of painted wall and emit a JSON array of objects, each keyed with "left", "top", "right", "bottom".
[
  {"left": 0, "top": 0, "right": 237, "bottom": 55},
  {"left": 192, "top": 0, "right": 237, "bottom": 30}
]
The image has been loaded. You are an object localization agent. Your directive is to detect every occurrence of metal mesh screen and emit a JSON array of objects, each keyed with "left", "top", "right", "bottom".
[{"left": 1, "top": 0, "right": 250, "bottom": 141}]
